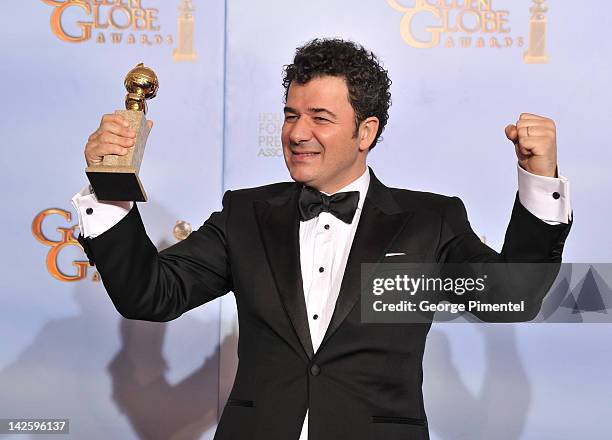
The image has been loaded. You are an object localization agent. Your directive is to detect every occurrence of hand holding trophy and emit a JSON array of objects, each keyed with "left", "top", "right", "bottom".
[{"left": 85, "top": 63, "right": 158, "bottom": 202}]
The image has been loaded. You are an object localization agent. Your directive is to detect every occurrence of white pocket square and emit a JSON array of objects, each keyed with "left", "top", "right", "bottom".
[{"left": 385, "top": 252, "right": 406, "bottom": 257}]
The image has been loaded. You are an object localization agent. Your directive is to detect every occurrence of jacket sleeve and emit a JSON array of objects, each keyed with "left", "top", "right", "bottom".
[
  {"left": 78, "top": 191, "right": 233, "bottom": 322},
  {"left": 436, "top": 193, "right": 572, "bottom": 321}
]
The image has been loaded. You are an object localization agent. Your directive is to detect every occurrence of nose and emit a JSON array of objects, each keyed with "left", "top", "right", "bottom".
[{"left": 288, "top": 117, "right": 312, "bottom": 145}]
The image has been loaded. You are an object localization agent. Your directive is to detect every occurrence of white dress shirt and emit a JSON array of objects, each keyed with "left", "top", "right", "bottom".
[
  {"left": 296, "top": 168, "right": 369, "bottom": 440},
  {"left": 71, "top": 164, "right": 571, "bottom": 440}
]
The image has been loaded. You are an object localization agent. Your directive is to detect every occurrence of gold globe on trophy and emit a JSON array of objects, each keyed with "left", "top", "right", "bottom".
[{"left": 85, "top": 63, "right": 159, "bottom": 202}]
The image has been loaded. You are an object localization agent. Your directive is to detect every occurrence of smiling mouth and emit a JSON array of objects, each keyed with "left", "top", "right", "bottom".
[{"left": 292, "top": 152, "right": 320, "bottom": 156}]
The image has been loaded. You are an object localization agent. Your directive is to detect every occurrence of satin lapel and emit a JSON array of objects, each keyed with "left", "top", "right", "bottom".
[
  {"left": 319, "top": 170, "right": 414, "bottom": 352},
  {"left": 254, "top": 186, "right": 315, "bottom": 360}
]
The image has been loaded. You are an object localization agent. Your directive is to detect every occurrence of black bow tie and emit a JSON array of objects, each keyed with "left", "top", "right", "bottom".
[{"left": 298, "top": 186, "right": 360, "bottom": 224}]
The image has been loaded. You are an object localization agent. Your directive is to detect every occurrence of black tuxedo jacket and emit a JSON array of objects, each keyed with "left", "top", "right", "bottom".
[{"left": 78, "top": 168, "right": 571, "bottom": 440}]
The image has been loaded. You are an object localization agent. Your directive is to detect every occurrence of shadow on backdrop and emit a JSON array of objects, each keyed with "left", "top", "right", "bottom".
[
  {"left": 108, "top": 315, "right": 237, "bottom": 440},
  {"left": 0, "top": 200, "right": 226, "bottom": 440},
  {"left": 423, "top": 324, "right": 530, "bottom": 440}
]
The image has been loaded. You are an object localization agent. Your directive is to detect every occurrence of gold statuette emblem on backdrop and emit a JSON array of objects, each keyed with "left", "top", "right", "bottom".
[
  {"left": 523, "top": 0, "right": 549, "bottom": 64},
  {"left": 85, "top": 63, "right": 159, "bottom": 201}
]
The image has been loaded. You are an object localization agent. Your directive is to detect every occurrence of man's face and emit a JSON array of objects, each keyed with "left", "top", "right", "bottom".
[{"left": 282, "top": 75, "right": 369, "bottom": 194}]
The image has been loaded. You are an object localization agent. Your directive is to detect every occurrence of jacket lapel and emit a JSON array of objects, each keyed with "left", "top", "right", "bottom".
[
  {"left": 254, "top": 185, "right": 315, "bottom": 360},
  {"left": 318, "top": 169, "right": 414, "bottom": 352},
  {"left": 252, "top": 169, "right": 413, "bottom": 360}
]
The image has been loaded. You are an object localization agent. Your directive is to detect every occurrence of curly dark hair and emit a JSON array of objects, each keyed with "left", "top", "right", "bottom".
[{"left": 282, "top": 38, "right": 392, "bottom": 150}]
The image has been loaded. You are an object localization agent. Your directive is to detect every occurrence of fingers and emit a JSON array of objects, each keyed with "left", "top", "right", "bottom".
[
  {"left": 513, "top": 115, "right": 557, "bottom": 162},
  {"left": 516, "top": 118, "right": 555, "bottom": 127},
  {"left": 90, "top": 142, "right": 129, "bottom": 157},
  {"left": 507, "top": 114, "right": 556, "bottom": 148},
  {"left": 515, "top": 143, "right": 530, "bottom": 161},
  {"left": 507, "top": 113, "right": 558, "bottom": 177},
  {"left": 515, "top": 136, "right": 546, "bottom": 153},
  {"left": 99, "top": 131, "right": 135, "bottom": 147},
  {"left": 96, "top": 114, "right": 136, "bottom": 138},
  {"left": 87, "top": 136, "right": 130, "bottom": 159},
  {"left": 517, "top": 125, "right": 555, "bottom": 138},
  {"left": 516, "top": 120, "right": 556, "bottom": 156},
  {"left": 515, "top": 114, "right": 556, "bottom": 148},
  {"left": 515, "top": 114, "right": 556, "bottom": 140},
  {"left": 101, "top": 113, "right": 129, "bottom": 127},
  {"left": 85, "top": 113, "right": 137, "bottom": 167},
  {"left": 505, "top": 124, "right": 518, "bottom": 143},
  {"left": 514, "top": 132, "right": 552, "bottom": 158},
  {"left": 516, "top": 118, "right": 555, "bottom": 131},
  {"left": 507, "top": 122, "right": 539, "bottom": 158},
  {"left": 518, "top": 112, "right": 550, "bottom": 121}
]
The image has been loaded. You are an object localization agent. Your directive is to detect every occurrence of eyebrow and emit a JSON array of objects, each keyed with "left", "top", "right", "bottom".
[{"left": 283, "top": 106, "right": 338, "bottom": 119}]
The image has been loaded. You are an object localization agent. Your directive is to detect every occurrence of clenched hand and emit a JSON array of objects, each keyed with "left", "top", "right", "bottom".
[{"left": 85, "top": 114, "right": 154, "bottom": 167}]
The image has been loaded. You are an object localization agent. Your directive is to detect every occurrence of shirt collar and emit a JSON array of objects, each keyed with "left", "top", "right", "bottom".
[{"left": 322, "top": 167, "right": 370, "bottom": 211}]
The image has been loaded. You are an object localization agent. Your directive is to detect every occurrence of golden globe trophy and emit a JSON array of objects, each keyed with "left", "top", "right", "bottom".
[{"left": 85, "top": 63, "right": 158, "bottom": 202}]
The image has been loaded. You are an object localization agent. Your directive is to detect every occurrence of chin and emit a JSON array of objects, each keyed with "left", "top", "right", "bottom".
[{"left": 288, "top": 167, "right": 317, "bottom": 186}]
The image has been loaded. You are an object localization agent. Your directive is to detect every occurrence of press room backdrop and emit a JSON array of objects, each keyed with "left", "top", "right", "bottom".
[{"left": 1, "top": 1, "right": 610, "bottom": 439}]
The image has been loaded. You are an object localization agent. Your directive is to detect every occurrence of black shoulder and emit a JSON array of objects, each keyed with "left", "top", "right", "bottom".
[
  {"left": 387, "top": 187, "right": 462, "bottom": 215},
  {"left": 227, "top": 181, "right": 297, "bottom": 203}
]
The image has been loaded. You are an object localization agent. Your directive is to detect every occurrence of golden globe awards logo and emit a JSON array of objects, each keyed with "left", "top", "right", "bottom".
[
  {"left": 32, "top": 207, "right": 193, "bottom": 282},
  {"left": 40, "top": 0, "right": 198, "bottom": 61},
  {"left": 387, "top": 0, "right": 550, "bottom": 63},
  {"left": 41, "top": 0, "right": 171, "bottom": 45},
  {"left": 32, "top": 208, "right": 91, "bottom": 282}
]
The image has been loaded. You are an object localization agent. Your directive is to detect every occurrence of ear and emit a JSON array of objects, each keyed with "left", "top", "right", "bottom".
[{"left": 358, "top": 117, "right": 380, "bottom": 152}]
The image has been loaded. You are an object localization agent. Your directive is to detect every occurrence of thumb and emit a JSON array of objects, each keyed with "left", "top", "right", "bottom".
[
  {"left": 504, "top": 124, "right": 518, "bottom": 144},
  {"left": 147, "top": 120, "right": 154, "bottom": 130}
]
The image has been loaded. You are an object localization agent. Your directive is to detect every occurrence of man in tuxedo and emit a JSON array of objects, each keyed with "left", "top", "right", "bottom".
[{"left": 73, "top": 39, "right": 572, "bottom": 439}]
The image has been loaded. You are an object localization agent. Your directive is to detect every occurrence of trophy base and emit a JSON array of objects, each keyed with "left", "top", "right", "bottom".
[{"left": 85, "top": 167, "right": 148, "bottom": 202}]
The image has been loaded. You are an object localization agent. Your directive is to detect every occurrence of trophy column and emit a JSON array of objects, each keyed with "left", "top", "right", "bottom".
[{"left": 85, "top": 63, "right": 159, "bottom": 202}]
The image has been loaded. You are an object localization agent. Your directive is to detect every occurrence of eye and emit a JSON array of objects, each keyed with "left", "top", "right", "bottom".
[
  {"left": 284, "top": 115, "right": 298, "bottom": 121},
  {"left": 314, "top": 117, "right": 330, "bottom": 123}
]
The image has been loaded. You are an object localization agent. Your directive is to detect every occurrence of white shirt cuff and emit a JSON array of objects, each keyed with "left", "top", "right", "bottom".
[
  {"left": 517, "top": 163, "right": 571, "bottom": 225},
  {"left": 71, "top": 185, "right": 133, "bottom": 238}
]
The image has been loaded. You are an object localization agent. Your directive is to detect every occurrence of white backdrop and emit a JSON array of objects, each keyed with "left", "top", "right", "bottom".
[{"left": 1, "top": 1, "right": 611, "bottom": 439}]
